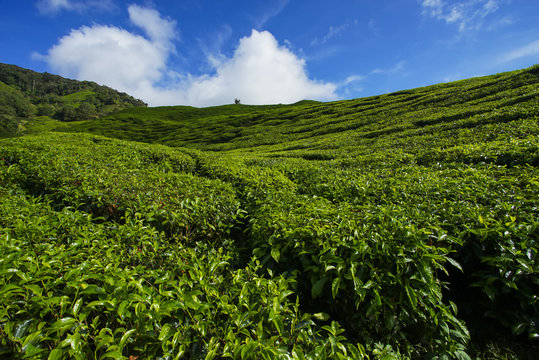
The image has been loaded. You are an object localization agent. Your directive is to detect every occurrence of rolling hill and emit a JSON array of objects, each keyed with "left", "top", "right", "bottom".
[
  {"left": 0, "top": 64, "right": 538, "bottom": 359},
  {"left": 62, "top": 65, "right": 538, "bottom": 158}
]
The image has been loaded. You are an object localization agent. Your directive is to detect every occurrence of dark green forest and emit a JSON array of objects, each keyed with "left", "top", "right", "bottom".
[
  {"left": 0, "top": 64, "right": 538, "bottom": 359},
  {"left": 0, "top": 63, "right": 146, "bottom": 138}
]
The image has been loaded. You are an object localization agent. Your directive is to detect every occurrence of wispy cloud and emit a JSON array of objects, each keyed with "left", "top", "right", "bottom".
[
  {"left": 337, "top": 75, "right": 364, "bottom": 96},
  {"left": 37, "top": 0, "right": 113, "bottom": 14},
  {"left": 37, "top": 0, "right": 72, "bottom": 13},
  {"left": 419, "top": 0, "right": 501, "bottom": 33},
  {"left": 36, "top": 5, "right": 337, "bottom": 106},
  {"left": 341, "top": 75, "right": 364, "bottom": 86},
  {"left": 500, "top": 39, "right": 539, "bottom": 63},
  {"left": 255, "top": 0, "right": 291, "bottom": 29},
  {"left": 311, "top": 23, "right": 350, "bottom": 46},
  {"left": 421, "top": 0, "right": 444, "bottom": 18},
  {"left": 371, "top": 61, "right": 406, "bottom": 75},
  {"left": 335, "top": 61, "right": 407, "bottom": 99},
  {"left": 198, "top": 25, "right": 234, "bottom": 69}
]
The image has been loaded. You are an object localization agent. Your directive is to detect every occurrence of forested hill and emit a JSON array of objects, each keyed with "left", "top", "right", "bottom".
[{"left": 0, "top": 63, "right": 146, "bottom": 137}]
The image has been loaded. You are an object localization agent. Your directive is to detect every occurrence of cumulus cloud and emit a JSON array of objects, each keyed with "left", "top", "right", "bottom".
[
  {"left": 128, "top": 5, "right": 177, "bottom": 45},
  {"left": 42, "top": 25, "right": 168, "bottom": 94},
  {"left": 38, "top": 6, "right": 337, "bottom": 106},
  {"left": 180, "top": 30, "right": 337, "bottom": 107},
  {"left": 419, "top": 0, "right": 501, "bottom": 32},
  {"left": 39, "top": 4, "right": 174, "bottom": 101}
]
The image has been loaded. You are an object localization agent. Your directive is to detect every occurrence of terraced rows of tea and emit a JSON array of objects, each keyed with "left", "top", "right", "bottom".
[{"left": 1, "top": 65, "right": 538, "bottom": 359}]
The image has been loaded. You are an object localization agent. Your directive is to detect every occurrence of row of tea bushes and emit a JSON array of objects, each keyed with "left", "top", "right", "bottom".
[
  {"left": 187, "top": 156, "right": 471, "bottom": 357},
  {"left": 0, "top": 184, "right": 372, "bottom": 359},
  {"left": 0, "top": 133, "right": 240, "bottom": 243},
  {"left": 245, "top": 155, "right": 539, "bottom": 347}
]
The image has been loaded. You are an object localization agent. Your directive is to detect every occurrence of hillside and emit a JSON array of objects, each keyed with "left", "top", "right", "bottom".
[
  {"left": 63, "top": 66, "right": 538, "bottom": 157},
  {"left": 0, "top": 63, "right": 146, "bottom": 138},
  {"left": 0, "top": 65, "right": 538, "bottom": 359}
]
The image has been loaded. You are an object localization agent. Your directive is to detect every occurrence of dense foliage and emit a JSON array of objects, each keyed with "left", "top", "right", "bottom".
[
  {"left": 0, "top": 65, "right": 538, "bottom": 359},
  {"left": 0, "top": 63, "right": 146, "bottom": 137}
]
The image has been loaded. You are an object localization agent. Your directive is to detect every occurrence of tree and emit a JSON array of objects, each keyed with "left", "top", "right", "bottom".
[
  {"left": 58, "top": 105, "right": 76, "bottom": 121},
  {"left": 37, "top": 104, "right": 54, "bottom": 117},
  {"left": 75, "top": 102, "right": 97, "bottom": 121}
]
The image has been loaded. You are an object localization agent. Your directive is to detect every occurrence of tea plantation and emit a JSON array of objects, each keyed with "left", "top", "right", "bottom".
[{"left": 0, "top": 65, "right": 538, "bottom": 359}]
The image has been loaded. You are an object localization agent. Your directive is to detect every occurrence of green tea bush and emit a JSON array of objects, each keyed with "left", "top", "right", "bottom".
[
  {"left": 1, "top": 65, "right": 538, "bottom": 358},
  {"left": 0, "top": 134, "right": 240, "bottom": 243},
  {"left": 0, "top": 183, "right": 368, "bottom": 359}
]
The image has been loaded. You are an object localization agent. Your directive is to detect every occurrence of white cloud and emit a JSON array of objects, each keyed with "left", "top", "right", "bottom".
[
  {"left": 170, "top": 30, "right": 338, "bottom": 107},
  {"left": 311, "top": 23, "right": 350, "bottom": 46},
  {"left": 342, "top": 75, "right": 364, "bottom": 86},
  {"left": 255, "top": 0, "right": 291, "bottom": 29},
  {"left": 500, "top": 40, "right": 539, "bottom": 63},
  {"left": 39, "top": 4, "right": 174, "bottom": 100},
  {"left": 338, "top": 75, "right": 365, "bottom": 96},
  {"left": 37, "top": 0, "right": 72, "bottom": 13},
  {"left": 198, "top": 25, "right": 234, "bottom": 69},
  {"left": 38, "top": 6, "right": 337, "bottom": 107},
  {"left": 482, "top": 0, "right": 499, "bottom": 16},
  {"left": 37, "top": 0, "right": 113, "bottom": 14},
  {"left": 371, "top": 61, "right": 405, "bottom": 75},
  {"left": 41, "top": 25, "right": 169, "bottom": 93},
  {"left": 421, "top": 0, "right": 444, "bottom": 17},
  {"left": 419, "top": 0, "right": 502, "bottom": 32},
  {"left": 128, "top": 5, "right": 177, "bottom": 45},
  {"left": 445, "top": 6, "right": 464, "bottom": 23}
]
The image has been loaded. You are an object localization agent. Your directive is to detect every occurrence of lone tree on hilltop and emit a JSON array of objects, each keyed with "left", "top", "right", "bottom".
[{"left": 235, "top": 98, "right": 241, "bottom": 104}]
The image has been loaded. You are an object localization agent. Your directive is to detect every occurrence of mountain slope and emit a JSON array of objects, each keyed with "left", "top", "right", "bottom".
[
  {"left": 0, "top": 81, "right": 33, "bottom": 136},
  {"left": 0, "top": 63, "right": 147, "bottom": 137}
]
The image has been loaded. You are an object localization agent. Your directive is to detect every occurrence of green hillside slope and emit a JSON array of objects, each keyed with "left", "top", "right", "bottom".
[
  {"left": 64, "top": 66, "right": 538, "bottom": 157},
  {"left": 0, "top": 63, "right": 147, "bottom": 137},
  {"left": 0, "top": 81, "right": 32, "bottom": 137},
  {"left": 0, "top": 65, "right": 538, "bottom": 359}
]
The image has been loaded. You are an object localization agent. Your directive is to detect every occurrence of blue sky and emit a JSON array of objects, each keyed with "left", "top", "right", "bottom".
[{"left": 1, "top": 0, "right": 538, "bottom": 106}]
